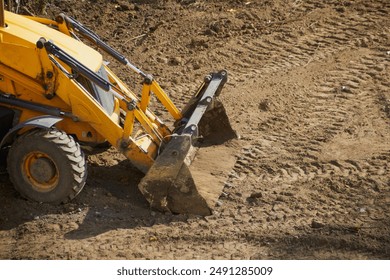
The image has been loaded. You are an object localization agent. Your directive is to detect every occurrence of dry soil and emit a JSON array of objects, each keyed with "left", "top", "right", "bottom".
[{"left": 0, "top": 0, "right": 389, "bottom": 259}]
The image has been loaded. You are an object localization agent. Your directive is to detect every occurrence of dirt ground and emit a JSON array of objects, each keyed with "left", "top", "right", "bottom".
[{"left": 0, "top": 0, "right": 389, "bottom": 259}]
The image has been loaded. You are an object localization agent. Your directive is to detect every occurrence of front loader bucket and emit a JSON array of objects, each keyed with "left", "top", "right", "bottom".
[{"left": 138, "top": 71, "right": 237, "bottom": 215}]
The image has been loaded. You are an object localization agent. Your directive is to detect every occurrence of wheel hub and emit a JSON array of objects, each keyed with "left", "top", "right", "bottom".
[{"left": 24, "top": 152, "right": 59, "bottom": 192}]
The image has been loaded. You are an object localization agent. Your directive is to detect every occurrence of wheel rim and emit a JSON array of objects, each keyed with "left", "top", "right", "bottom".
[{"left": 23, "top": 152, "right": 59, "bottom": 192}]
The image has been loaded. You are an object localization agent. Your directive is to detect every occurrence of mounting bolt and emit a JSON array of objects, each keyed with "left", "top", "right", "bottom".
[
  {"left": 45, "top": 92, "right": 55, "bottom": 100},
  {"left": 36, "top": 37, "right": 46, "bottom": 49},
  {"left": 46, "top": 71, "right": 54, "bottom": 79},
  {"left": 204, "top": 75, "right": 212, "bottom": 83},
  {"left": 120, "top": 141, "right": 129, "bottom": 149},
  {"left": 143, "top": 74, "right": 154, "bottom": 85},
  {"left": 55, "top": 14, "right": 65, "bottom": 24},
  {"left": 127, "top": 100, "right": 137, "bottom": 110}
]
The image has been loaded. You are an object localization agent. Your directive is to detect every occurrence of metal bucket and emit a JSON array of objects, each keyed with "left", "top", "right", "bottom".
[{"left": 138, "top": 71, "right": 237, "bottom": 215}]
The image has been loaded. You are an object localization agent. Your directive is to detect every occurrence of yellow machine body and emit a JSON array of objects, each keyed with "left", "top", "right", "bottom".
[{"left": 0, "top": 7, "right": 236, "bottom": 215}]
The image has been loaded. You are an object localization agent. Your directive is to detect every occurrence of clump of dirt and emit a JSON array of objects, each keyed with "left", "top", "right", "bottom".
[{"left": 1, "top": 0, "right": 390, "bottom": 259}]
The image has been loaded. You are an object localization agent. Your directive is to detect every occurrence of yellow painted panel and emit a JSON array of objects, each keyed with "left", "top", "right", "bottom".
[{"left": 1, "top": 11, "right": 102, "bottom": 74}]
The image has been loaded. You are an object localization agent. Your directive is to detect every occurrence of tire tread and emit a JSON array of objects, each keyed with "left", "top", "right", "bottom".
[{"left": 7, "top": 128, "right": 87, "bottom": 203}]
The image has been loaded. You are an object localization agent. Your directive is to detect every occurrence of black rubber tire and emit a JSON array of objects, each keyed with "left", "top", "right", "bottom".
[{"left": 7, "top": 128, "right": 87, "bottom": 204}]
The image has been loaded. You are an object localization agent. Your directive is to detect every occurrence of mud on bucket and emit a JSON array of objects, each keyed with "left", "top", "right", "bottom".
[{"left": 138, "top": 71, "right": 237, "bottom": 215}]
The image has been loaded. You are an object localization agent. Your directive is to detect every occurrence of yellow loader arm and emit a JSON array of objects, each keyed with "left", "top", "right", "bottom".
[{"left": 0, "top": 7, "right": 236, "bottom": 215}]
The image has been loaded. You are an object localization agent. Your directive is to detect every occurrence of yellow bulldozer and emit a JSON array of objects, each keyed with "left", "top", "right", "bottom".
[{"left": 0, "top": 2, "right": 236, "bottom": 215}]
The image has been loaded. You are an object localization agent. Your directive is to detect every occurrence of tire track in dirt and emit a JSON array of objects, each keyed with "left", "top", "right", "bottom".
[
  {"left": 211, "top": 2, "right": 390, "bottom": 257},
  {"left": 2, "top": 0, "right": 389, "bottom": 260},
  {"left": 213, "top": 2, "right": 390, "bottom": 250},
  {"left": 229, "top": 0, "right": 389, "bottom": 82},
  {"left": 226, "top": 1, "right": 390, "bottom": 185},
  {"left": 257, "top": 50, "right": 389, "bottom": 183}
]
